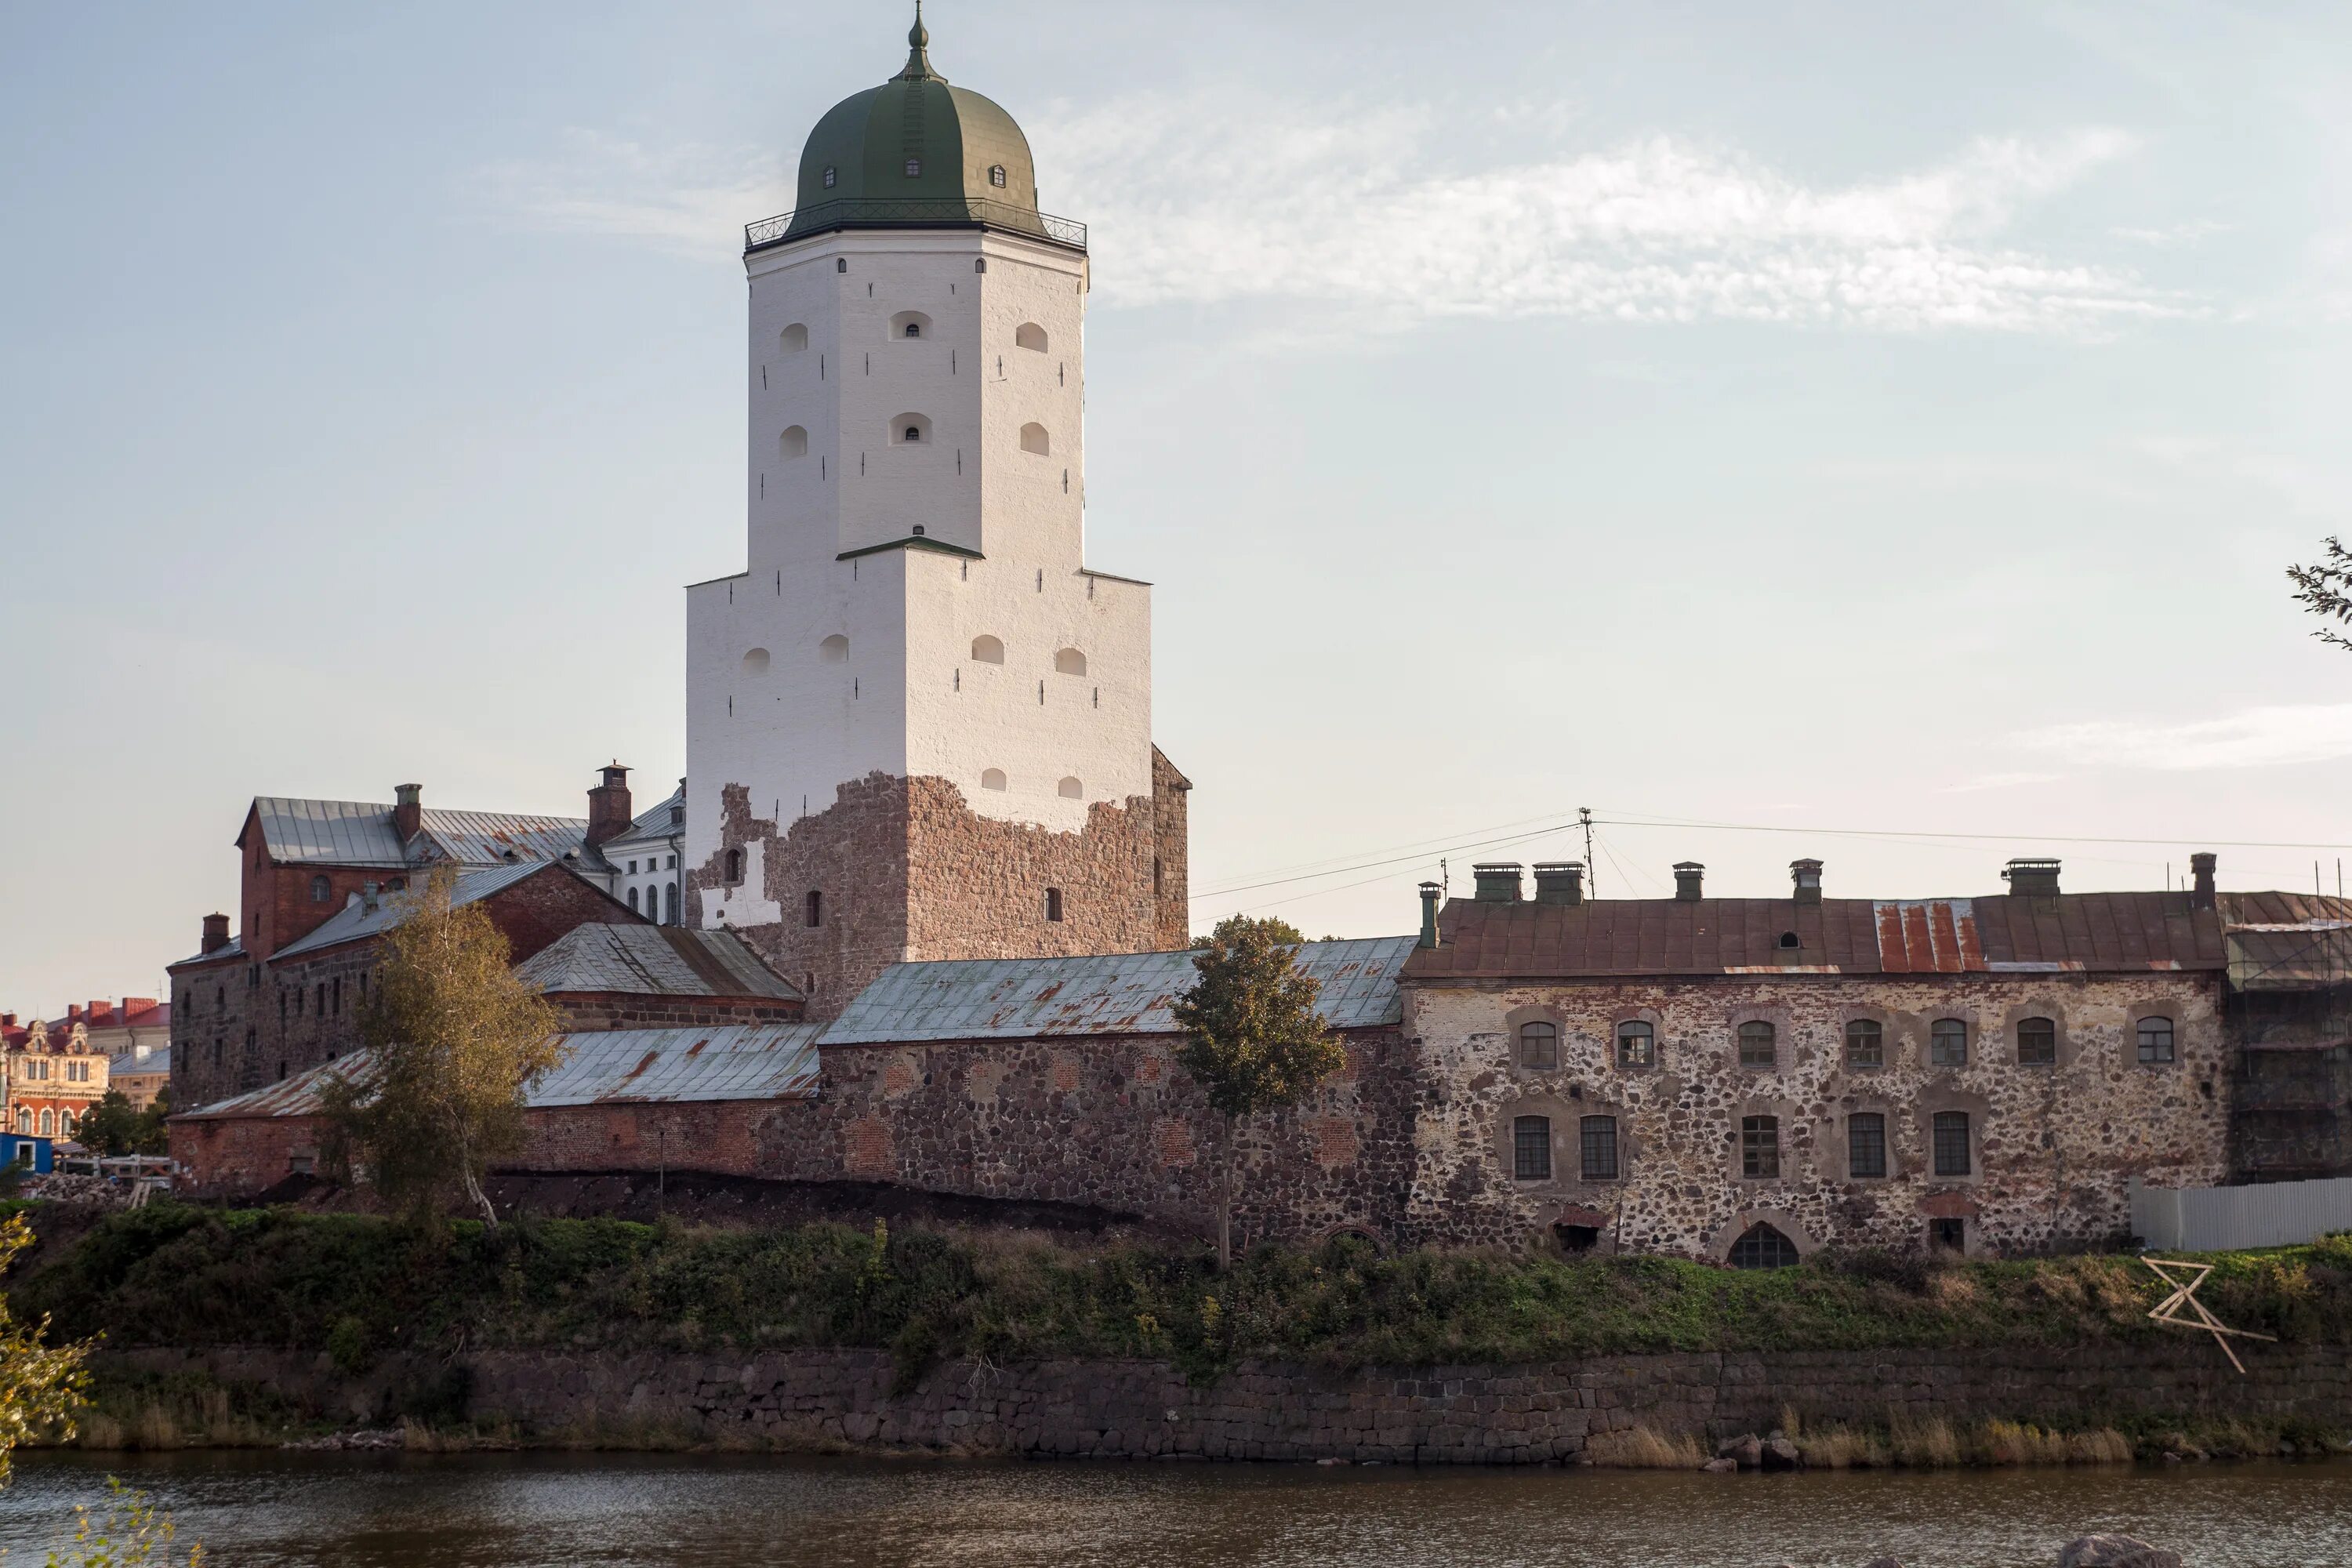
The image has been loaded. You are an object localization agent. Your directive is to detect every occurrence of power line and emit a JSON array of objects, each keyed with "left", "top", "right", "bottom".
[
  {"left": 1587, "top": 811, "right": 2352, "bottom": 854},
  {"left": 1189, "top": 817, "right": 1583, "bottom": 902}
]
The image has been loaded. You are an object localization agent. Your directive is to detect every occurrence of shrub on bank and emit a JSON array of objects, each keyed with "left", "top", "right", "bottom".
[{"left": 16, "top": 1203, "right": 2352, "bottom": 1380}]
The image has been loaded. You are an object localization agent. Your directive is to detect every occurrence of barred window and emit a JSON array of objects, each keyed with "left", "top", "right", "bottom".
[
  {"left": 1930, "top": 1018, "right": 1969, "bottom": 1067},
  {"left": 2016, "top": 1017, "right": 2056, "bottom": 1066},
  {"left": 1513, "top": 1116, "right": 1552, "bottom": 1181},
  {"left": 1580, "top": 1115, "right": 1619, "bottom": 1181},
  {"left": 2137, "top": 1016, "right": 2176, "bottom": 1064},
  {"left": 1848, "top": 1112, "right": 1887, "bottom": 1178},
  {"left": 1730, "top": 1222, "right": 1798, "bottom": 1270},
  {"left": 1845, "top": 1018, "right": 1882, "bottom": 1068},
  {"left": 1933, "top": 1110, "right": 1972, "bottom": 1176},
  {"left": 1519, "top": 1021, "right": 1559, "bottom": 1071},
  {"left": 1738, "top": 1020, "right": 1775, "bottom": 1069},
  {"left": 1741, "top": 1115, "right": 1780, "bottom": 1179},
  {"left": 1617, "top": 1020, "right": 1653, "bottom": 1067}
]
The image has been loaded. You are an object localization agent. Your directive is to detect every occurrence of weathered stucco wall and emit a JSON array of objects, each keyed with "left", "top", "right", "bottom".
[
  {"left": 1403, "top": 974, "right": 2230, "bottom": 1258},
  {"left": 107, "top": 1341, "right": 2352, "bottom": 1462}
]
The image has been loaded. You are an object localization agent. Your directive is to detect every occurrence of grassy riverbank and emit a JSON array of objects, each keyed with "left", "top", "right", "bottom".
[{"left": 19, "top": 1202, "right": 2352, "bottom": 1375}]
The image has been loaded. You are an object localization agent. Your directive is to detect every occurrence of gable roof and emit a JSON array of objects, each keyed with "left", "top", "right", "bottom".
[
  {"left": 1406, "top": 894, "right": 2228, "bottom": 980},
  {"left": 243, "top": 797, "right": 587, "bottom": 869},
  {"left": 514, "top": 923, "right": 800, "bottom": 1002},
  {"left": 270, "top": 861, "right": 562, "bottom": 961},
  {"left": 821, "top": 936, "right": 1417, "bottom": 1046},
  {"left": 179, "top": 1022, "right": 822, "bottom": 1119}
]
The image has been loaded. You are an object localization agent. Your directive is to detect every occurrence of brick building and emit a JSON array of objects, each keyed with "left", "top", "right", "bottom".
[{"left": 2, "top": 1006, "right": 120, "bottom": 1138}]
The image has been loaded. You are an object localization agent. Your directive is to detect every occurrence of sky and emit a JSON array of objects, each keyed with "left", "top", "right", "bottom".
[{"left": 3, "top": 1, "right": 2350, "bottom": 1014}]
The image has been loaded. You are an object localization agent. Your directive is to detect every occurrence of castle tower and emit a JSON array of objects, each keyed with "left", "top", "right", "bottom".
[{"left": 685, "top": 9, "right": 1189, "bottom": 1012}]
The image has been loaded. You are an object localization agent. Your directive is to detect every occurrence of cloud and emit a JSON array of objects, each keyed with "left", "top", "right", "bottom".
[
  {"left": 2111, "top": 220, "right": 2231, "bottom": 246},
  {"left": 2015, "top": 704, "right": 2352, "bottom": 771},
  {"left": 477, "top": 97, "right": 2187, "bottom": 332}
]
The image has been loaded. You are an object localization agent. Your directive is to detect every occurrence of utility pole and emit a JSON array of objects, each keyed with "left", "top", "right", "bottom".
[{"left": 1580, "top": 807, "right": 1596, "bottom": 898}]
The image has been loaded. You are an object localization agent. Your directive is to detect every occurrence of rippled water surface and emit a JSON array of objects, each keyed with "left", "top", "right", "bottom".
[{"left": 4, "top": 1451, "right": 2348, "bottom": 1567}]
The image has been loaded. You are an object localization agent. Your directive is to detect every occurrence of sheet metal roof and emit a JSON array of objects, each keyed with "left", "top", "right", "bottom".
[
  {"left": 270, "top": 862, "right": 554, "bottom": 960},
  {"left": 169, "top": 935, "right": 245, "bottom": 970},
  {"left": 604, "top": 786, "right": 686, "bottom": 850},
  {"left": 246, "top": 797, "right": 587, "bottom": 869},
  {"left": 109, "top": 1046, "right": 169, "bottom": 1075},
  {"left": 181, "top": 1022, "right": 822, "bottom": 1119},
  {"left": 821, "top": 937, "right": 1416, "bottom": 1046},
  {"left": 1407, "top": 894, "right": 2227, "bottom": 979},
  {"left": 2223, "top": 892, "right": 2352, "bottom": 991},
  {"left": 514, "top": 924, "right": 800, "bottom": 1001}
]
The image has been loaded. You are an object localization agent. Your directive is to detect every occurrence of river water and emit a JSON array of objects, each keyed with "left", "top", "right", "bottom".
[{"left": 3, "top": 1451, "right": 2347, "bottom": 1567}]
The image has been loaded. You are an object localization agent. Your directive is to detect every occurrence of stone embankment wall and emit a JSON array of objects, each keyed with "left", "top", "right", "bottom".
[{"left": 109, "top": 1343, "right": 2352, "bottom": 1463}]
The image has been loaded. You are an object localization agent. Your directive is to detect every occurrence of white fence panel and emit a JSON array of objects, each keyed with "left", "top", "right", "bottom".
[{"left": 2132, "top": 1174, "right": 2352, "bottom": 1251}]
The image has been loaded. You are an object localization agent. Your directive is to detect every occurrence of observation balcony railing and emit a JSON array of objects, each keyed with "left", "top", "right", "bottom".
[{"left": 745, "top": 198, "right": 1086, "bottom": 253}]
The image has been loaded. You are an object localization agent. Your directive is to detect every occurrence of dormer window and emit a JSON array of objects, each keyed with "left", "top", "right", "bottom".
[
  {"left": 989, "top": 164, "right": 1007, "bottom": 187},
  {"left": 822, "top": 165, "right": 837, "bottom": 189},
  {"left": 904, "top": 158, "right": 922, "bottom": 178}
]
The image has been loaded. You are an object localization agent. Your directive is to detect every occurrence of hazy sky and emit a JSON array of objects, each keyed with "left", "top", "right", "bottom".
[{"left": 5, "top": 2, "right": 2350, "bottom": 1014}]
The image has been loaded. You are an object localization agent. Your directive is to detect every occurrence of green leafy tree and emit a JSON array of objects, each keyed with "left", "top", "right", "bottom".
[
  {"left": 0, "top": 1210, "right": 89, "bottom": 1486},
  {"left": 2288, "top": 538, "right": 2352, "bottom": 652},
  {"left": 1171, "top": 915, "right": 1345, "bottom": 1269},
  {"left": 320, "top": 866, "right": 567, "bottom": 1228},
  {"left": 71, "top": 1093, "right": 169, "bottom": 1160}
]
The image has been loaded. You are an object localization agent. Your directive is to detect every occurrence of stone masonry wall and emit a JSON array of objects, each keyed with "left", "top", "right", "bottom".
[
  {"left": 1404, "top": 973, "right": 2230, "bottom": 1258},
  {"left": 760, "top": 1028, "right": 1414, "bottom": 1246},
  {"left": 109, "top": 1341, "right": 2352, "bottom": 1462},
  {"left": 691, "top": 772, "right": 1176, "bottom": 1022}
]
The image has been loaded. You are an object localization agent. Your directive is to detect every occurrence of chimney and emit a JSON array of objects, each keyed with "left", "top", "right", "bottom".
[
  {"left": 1790, "top": 858, "right": 1824, "bottom": 906},
  {"left": 122, "top": 997, "right": 155, "bottom": 1014},
  {"left": 87, "top": 1000, "right": 111, "bottom": 1022},
  {"left": 2190, "top": 851, "right": 2216, "bottom": 911},
  {"left": 1, "top": 1013, "right": 14, "bottom": 1029},
  {"left": 1533, "top": 862, "right": 1585, "bottom": 906},
  {"left": 1472, "top": 862, "right": 1524, "bottom": 902},
  {"left": 392, "top": 782, "right": 423, "bottom": 842},
  {"left": 1674, "top": 862, "right": 1705, "bottom": 901},
  {"left": 586, "top": 762, "right": 633, "bottom": 850},
  {"left": 1417, "top": 880, "right": 1443, "bottom": 949},
  {"left": 201, "top": 913, "right": 230, "bottom": 954},
  {"left": 670, "top": 778, "right": 685, "bottom": 828},
  {"left": 2002, "top": 858, "right": 2062, "bottom": 898},
  {"left": 67, "top": 1004, "right": 81, "bottom": 1021}
]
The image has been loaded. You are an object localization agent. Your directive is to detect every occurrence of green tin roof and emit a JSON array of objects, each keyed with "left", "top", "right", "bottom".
[{"left": 784, "top": 5, "right": 1044, "bottom": 244}]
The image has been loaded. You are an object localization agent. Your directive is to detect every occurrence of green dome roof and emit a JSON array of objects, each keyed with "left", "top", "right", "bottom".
[{"left": 778, "top": 6, "right": 1059, "bottom": 246}]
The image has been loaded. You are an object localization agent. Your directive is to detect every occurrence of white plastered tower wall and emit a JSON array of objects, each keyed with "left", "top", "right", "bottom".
[{"left": 685, "top": 220, "right": 1153, "bottom": 929}]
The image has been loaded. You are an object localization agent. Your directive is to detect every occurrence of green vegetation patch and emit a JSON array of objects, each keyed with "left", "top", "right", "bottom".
[{"left": 18, "top": 1207, "right": 2352, "bottom": 1381}]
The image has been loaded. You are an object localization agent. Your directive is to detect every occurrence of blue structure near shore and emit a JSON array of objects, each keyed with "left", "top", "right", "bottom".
[{"left": 1, "top": 1132, "right": 54, "bottom": 1174}]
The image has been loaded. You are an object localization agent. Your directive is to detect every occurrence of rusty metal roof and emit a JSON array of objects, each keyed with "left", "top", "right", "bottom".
[
  {"left": 515, "top": 924, "right": 800, "bottom": 1001},
  {"left": 246, "top": 797, "right": 586, "bottom": 869},
  {"left": 1406, "top": 894, "right": 2227, "bottom": 980},
  {"left": 180, "top": 1022, "right": 822, "bottom": 1119},
  {"left": 270, "top": 862, "right": 553, "bottom": 960},
  {"left": 2222, "top": 892, "right": 2352, "bottom": 991},
  {"left": 820, "top": 937, "right": 1416, "bottom": 1046}
]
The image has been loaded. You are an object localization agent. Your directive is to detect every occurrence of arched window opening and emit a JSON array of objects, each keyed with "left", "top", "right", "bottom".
[
  {"left": 310, "top": 874, "right": 331, "bottom": 903},
  {"left": 888, "top": 311, "right": 933, "bottom": 342},
  {"left": 39, "top": 1110, "right": 54, "bottom": 1136},
  {"left": 1930, "top": 1018, "right": 1969, "bottom": 1067},
  {"left": 1580, "top": 1115, "right": 1619, "bottom": 1181},
  {"left": 980, "top": 768, "right": 1007, "bottom": 792},
  {"left": 1740, "top": 1115, "right": 1780, "bottom": 1179},
  {"left": 1014, "top": 321, "right": 1048, "bottom": 352},
  {"left": 804, "top": 890, "right": 822, "bottom": 928},
  {"left": 779, "top": 425, "right": 808, "bottom": 459},
  {"left": 1777, "top": 930, "right": 1800, "bottom": 949},
  {"left": 1616, "top": 1020, "right": 1653, "bottom": 1068},
  {"left": 1518, "top": 1021, "right": 1558, "bottom": 1071},
  {"left": 1730, "top": 1223, "right": 1798, "bottom": 1270},
  {"left": 277, "top": 1062, "right": 288, "bottom": 1081},
  {"left": 1020, "top": 422, "right": 1051, "bottom": 456},
  {"left": 1848, "top": 1112, "right": 1887, "bottom": 1178},
  {"left": 971, "top": 634, "right": 1004, "bottom": 664},
  {"left": 1737, "top": 1020, "right": 1776, "bottom": 1069},
  {"left": 1845, "top": 1018, "right": 1883, "bottom": 1068},
  {"left": 821, "top": 167, "right": 837, "bottom": 190},
  {"left": 1057, "top": 776, "right": 1083, "bottom": 800},
  {"left": 665, "top": 883, "right": 679, "bottom": 925},
  {"left": 1053, "top": 647, "right": 1086, "bottom": 676},
  {"left": 2017, "top": 1017, "right": 2057, "bottom": 1066},
  {"left": 891, "top": 412, "right": 932, "bottom": 445},
  {"left": 1512, "top": 1116, "right": 1552, "bottom": 1181},
  {"left": 989, "top": 164, "right": 1007, "bottom": 187},
  {"left": 724, "top": 848, "right": 744, "bottom": 885},
  {"left": 742, "top": 647, "right": 771, "bottom": 676},
  {"left": 819, "top": 634, "right": 849, "bottom": 664},
  {"left": 1044, "top": 887, "right": 1064, "bottom": 923},
  {"left": 2137, "top": 1016, "right": 2176, "bottom": 1064},
  {"left": 1932, "top": 1110, "right": 1972, "bottom": 1176},
  {"left": 781, "top": 323, "right": 808, "bottom": 353},
  {"left": 627, "top": 887, "right": 640, "bottom": 913}
]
